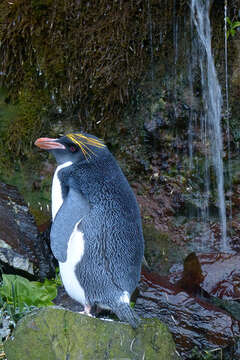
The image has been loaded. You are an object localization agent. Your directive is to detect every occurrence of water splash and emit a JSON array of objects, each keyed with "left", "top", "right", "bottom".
[{"left": 190, "top": 0, "right": 228, "bottom": 249}]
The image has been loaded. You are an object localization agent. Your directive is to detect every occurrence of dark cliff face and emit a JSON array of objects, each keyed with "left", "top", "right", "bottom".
[
  {"left": 0, "top": 0, "right": 240, "bottom": 243},
  {"left": 1, "top": 0, "right": 240, "bottom": 259},
  {"left": 0, "top": 0, "right": 239, "bottom": 154},
  {"left": 0, "top": 0, "right": 189, "bottom": 152}
]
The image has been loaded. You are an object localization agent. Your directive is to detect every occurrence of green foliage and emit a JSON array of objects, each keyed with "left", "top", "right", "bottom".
[
  {"left": 226, "top": 16, "right": 240, "bottom": 38},
  {"left": 0, "top": 272, "right": 61, "bottom": 345},
  {"left": 130, "top": 301, "right": 135, "bottom": 308},
  {"left": 0, "top": 274, "right": 60, "bottom": 322}
]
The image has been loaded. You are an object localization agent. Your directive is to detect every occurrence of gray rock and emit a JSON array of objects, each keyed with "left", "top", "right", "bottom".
[
  {"left": 0, "top": 182, "right": 55, "bottom": 279},
  {"left": 4, "top": 307, "right": 178, "bottom": 360},
  {"left": 0, "top": 247, "right": 34, "bottom": 274}
]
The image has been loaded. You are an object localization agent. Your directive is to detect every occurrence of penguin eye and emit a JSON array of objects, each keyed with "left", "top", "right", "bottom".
[{"left": 69, "top": 144, "right": 78, "bottom": 153}]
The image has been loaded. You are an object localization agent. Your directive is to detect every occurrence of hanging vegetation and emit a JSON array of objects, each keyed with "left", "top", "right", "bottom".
[{"left": 0, "top": 1, "right": 185, "bottom": 134}]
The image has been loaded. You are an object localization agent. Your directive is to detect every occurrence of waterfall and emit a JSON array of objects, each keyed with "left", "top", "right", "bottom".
[{"left": 190, "top": 0, "right": 228, "bottom": 249}]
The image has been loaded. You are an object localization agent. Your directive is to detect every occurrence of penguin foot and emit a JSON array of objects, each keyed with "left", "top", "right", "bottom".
[
  {"left": 84, "top": 304, "right": 91, "bottom": 315},
  {"left": 78, "top": 304, "right": 93, "bottom": 317},
  {"left": 113, "top": 303, "right": 141, "bottom": 329}
]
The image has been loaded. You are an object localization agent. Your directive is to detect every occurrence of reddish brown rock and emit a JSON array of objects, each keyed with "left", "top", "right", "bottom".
[
  {"left": 169, "top": 252, "right": 240, "bottom": 300},
  {"left": 135, "top": 267, "right": 240, "bottom": 359}
]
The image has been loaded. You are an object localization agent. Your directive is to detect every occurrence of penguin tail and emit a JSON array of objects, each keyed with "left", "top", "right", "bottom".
[{"left": 114, "top": 303, "right": 140, "bottom": 329}]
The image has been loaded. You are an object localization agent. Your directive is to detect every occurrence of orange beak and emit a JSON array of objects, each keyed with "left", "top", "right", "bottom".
[{"left": 34, "top": 137, "right": 65, "bottom": 150}]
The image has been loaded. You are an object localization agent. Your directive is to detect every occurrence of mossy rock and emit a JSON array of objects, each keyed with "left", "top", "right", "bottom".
[
  {"left": 143, "top": 225, "right": 185, "bottom": 274},
  {"left": 4, "top": 307, "right": 177, "bottom": 360}
]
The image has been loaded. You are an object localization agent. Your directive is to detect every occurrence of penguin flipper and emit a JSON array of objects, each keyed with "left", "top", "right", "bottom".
[{"left": 50, "top": 188, "right": 90, "bottom": 262}]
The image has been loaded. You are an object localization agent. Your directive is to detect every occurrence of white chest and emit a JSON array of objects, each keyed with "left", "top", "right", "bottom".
[
  {"left": 51, "top": 161, "right": 73, "bottom": 220},
  {"left": 51, "top": 162, "right": 86, "bottom": 305},
  {"left": 59, "top": 221, "right": 86, "bottom": 305}
]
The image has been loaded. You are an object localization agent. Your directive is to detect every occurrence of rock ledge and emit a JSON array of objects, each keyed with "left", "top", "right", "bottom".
[{"left": 5, "top": 307, "right": 177, "bottom": 360}]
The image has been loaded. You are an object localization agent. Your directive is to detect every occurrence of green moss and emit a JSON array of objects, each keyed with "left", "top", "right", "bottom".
[
  {"left": 143, "top": 224, "right": 185, "bottom": 274},
  {"left": 0, "top": 0, "right": 189, "bottom": 140},
  {"left": 0, "top": 153, "right": 52, "bottom": 226},
  {"left": 0, "top": 88, "right": 50, "bottom": 158},
  {"left": 0, "top": 85, "right": 53, "bottom": 221},
  {"left": 5, "top": 307, "right": 177, "bottom": 360}
]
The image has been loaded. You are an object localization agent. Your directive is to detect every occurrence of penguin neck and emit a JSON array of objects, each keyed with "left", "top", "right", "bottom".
[{"left": 52, "top": 161, "right": 73, "bottom": 220}]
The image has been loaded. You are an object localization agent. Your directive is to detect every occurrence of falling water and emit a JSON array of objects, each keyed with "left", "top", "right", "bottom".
[
  {"left": 190, "top": 0, "right": 228, "bottom": 249},
  {"left": 188, "top": 16, "right": 194, "bottom": 170}
]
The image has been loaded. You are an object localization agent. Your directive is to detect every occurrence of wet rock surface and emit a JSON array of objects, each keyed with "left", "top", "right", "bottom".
[
  {"left": 0, "top": 182, "right": 55, "bottom": 280},
  {"left": 52, "top": 253, "right": 240, "bottom": 359},
  {"left": 169, "top": 252, "right": 240, "bottom": 300},
  {"left": 4, "top": 307, "right": 178, "bottom": 360},
  {"left": 135, "top": 267, "right": 240, "bottom": 359}
]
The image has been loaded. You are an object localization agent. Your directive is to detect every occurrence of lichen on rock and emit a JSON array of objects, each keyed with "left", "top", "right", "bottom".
[{"left": 4, "top": 307, "right": 178, "bottom": 360}]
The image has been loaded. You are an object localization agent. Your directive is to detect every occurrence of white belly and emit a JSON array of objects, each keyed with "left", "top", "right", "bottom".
[
  {"left": 59, "top": 221, "right": 86, "bottom": 305},
  {"left": 52, "top": 161, "right": 73, "bottom": 221}
]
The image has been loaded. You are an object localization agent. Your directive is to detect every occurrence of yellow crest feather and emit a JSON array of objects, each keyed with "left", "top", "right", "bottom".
[{"left": 66, "top": 133, "right": 105, "bottom": 160}]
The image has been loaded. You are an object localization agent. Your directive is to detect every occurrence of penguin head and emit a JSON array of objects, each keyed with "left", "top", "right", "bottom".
[{"left": 35, "top": 132, "right": 106, "bottom": 165}]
